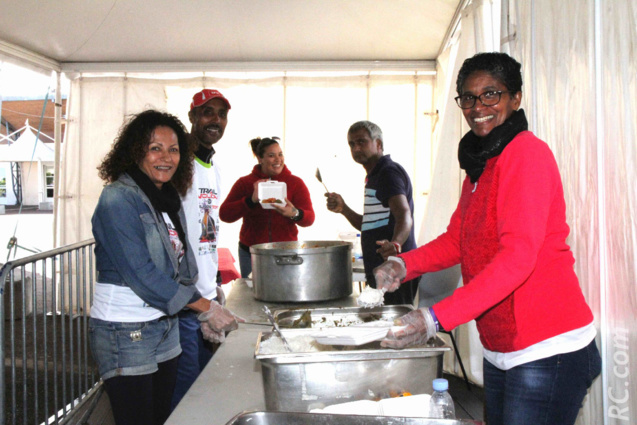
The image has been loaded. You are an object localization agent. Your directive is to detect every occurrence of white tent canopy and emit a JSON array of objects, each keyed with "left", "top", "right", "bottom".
[
  {"left": 0, "top": 121, "right": 54, "bottom": 162},
  {"left": 1, "top": 2, "right": 636, "bottom": 425}
]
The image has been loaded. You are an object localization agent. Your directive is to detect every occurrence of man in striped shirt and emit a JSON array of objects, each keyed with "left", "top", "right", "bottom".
[{"left": 325, "top": 120, "right": 418, "bottom": 305}]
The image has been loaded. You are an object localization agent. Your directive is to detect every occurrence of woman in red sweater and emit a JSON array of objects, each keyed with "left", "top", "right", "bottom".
[
  {"left": 219, "top": 137, "right": 315, "bottom": 278},
  {"left": 374, "top": 53, "right": 601, "bottom": 425}
]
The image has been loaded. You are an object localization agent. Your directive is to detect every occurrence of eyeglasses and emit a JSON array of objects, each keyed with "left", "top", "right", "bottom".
[{"left": 454, "top": 90, "right": 515, "bottom": 109}]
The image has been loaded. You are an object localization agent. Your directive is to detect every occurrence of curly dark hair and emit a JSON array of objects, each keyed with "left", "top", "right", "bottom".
[
  {"left": 97, "top": 110, "right": 194, "bottom": 195},
  {"left": 249, "top": 137, "right": 280, "bottom": 158},
  {"left": 456, "top": 52, "right": 523, "bottom": 95}
]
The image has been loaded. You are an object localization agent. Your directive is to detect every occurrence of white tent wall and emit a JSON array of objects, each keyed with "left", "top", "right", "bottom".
[
  {"left": 597, "top": 1, "right": 636, "bottom": 423},
  {"left": 514, "top": 0, "right": 636, "bottom": 423},
  {"left": 58, "top": 72, "right": 436, "bottom": 254}
]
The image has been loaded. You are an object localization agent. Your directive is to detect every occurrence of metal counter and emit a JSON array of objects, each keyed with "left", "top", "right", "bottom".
[{"left": 166, "top": 278, "right": 362, "bottom": 425}]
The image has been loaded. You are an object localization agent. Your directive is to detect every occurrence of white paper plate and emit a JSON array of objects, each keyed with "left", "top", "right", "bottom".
[{"left": 311, "top": 324, "right": 405, "bottom": 346}]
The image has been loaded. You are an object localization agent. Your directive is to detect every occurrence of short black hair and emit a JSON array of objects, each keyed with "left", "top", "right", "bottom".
[{"left": 456, "top": 52, "right": 523, "bottom": 95}]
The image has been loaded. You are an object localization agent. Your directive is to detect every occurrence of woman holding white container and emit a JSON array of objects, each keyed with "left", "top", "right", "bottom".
[{"left": 219, "top": 137, "right": 315, "bottom": 277}]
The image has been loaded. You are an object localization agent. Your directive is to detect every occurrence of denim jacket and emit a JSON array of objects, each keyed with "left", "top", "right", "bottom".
[{"left": 92, "top": 173, "right": 201, "bottom": 316}]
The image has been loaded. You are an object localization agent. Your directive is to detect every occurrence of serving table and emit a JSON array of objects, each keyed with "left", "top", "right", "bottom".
[{"left": 166, "top": 278, "right": 362, "bottom": 425}]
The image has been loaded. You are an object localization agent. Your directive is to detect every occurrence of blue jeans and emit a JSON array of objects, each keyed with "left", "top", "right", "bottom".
[
  {"left": 170, "top": 310, "right": 214, "bottom": 410},
  {"left": 238, "top": 244, "right": 252, "bottom": 278},
  {"left": 483, "top": 339, "right": 601, "bottom": 425}
]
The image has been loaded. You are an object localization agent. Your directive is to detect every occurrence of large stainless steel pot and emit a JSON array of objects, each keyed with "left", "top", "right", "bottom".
[{"left": 250, "top": 241, "right": 352, "bottom": 302}]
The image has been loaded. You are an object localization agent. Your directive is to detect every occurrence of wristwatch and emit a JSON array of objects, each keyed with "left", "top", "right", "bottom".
[{"left": 290, "top": 207, "right": 301, "bottom": 221}]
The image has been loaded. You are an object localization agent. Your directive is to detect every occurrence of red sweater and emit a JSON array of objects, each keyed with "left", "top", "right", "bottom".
[
  {"left": 219, "top": 165, "right": 315, "bottom": 247},
  {"left": 400, "top": 131, "right": 593, "bottom": 352}
]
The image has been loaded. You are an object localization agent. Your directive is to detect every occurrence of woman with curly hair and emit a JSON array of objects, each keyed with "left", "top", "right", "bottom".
[{"left": 90, "top": 110, "right": 240, "bottom": 425}]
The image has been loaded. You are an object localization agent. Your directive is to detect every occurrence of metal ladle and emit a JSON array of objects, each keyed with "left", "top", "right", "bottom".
[
  {"left": 315, "top": 167, "right": 329, "bottom": 193},
  {"left": 262, "top": 305, "right": 292, "bottom": 352}
]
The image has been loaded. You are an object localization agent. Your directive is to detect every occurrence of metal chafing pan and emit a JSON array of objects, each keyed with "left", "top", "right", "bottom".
[
  {"left": 254, "top": 306, "right": 451, "bottom": 412},
  {"left": 225, "top": 411, "right": 484, "bottom": 425}
]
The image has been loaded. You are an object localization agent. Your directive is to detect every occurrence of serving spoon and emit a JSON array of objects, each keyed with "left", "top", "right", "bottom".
[
  {"left": 315, "top": 167, "right": 329, "bottom": 193},
  {"left": 262, "top": 305, "right": 292, "bottom": 352}
]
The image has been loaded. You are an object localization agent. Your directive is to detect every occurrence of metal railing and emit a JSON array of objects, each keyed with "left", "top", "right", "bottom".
[{"left": 1, "top": 240, "right": 98, "bottom": 425}]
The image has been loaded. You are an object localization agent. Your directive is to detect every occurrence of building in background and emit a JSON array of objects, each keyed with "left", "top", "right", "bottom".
[{"left": 0, "top": 119, "right": 56, "bottom": 209}]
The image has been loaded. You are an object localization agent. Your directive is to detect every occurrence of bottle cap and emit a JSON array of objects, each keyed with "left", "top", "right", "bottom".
[{"left": 432, "top": 378, "right": 448, "bottom": 391}]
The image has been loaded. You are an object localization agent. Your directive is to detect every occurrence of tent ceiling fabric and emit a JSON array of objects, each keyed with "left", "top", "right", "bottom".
[{"left": 0, "top": 0, "right": 460, "bottom": 66}]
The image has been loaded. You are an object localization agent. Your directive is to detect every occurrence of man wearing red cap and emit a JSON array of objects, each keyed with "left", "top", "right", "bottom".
[{"left": 172, "top": 89, "right": 234, "bottom": 409}]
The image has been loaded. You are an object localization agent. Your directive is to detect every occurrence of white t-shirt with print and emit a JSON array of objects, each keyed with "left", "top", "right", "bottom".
[{"left": 181, "top": 157, "right": 221, "bottom": 300}]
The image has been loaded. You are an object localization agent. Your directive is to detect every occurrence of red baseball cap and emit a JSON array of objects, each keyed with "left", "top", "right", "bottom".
[{"left": 190, "top": 89, "right": 231, "bottom": 110}]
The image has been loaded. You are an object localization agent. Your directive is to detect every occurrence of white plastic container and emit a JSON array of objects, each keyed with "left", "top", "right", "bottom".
[
  {"left": 353, "top": 233, "right": 363, "bottom": 260},
  {"left": 258, "top": 181, "right": 287, "bottom": 209}
]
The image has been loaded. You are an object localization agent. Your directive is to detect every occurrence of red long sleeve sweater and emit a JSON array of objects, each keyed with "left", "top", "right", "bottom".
[
  {"left": 400, "top": 131, "right": 593, "bottom": 352},
  {"left": 219, "top": 165, "right": 315, "bottom": 247}
]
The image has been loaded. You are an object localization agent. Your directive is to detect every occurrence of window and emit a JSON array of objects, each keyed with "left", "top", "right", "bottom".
[
  {"left": 0, "top": 168, "right": 6, "bottom": 198},
  {"left": 45, "top": 165, "right": 54, "bottom": 199}
]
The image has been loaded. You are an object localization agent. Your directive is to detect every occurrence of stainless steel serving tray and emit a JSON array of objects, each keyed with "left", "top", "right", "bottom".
[
  {"left": 254, "top": 306, "right": 451, "bottom": 412},
  {"left": 255, "top": 331, "right": 450, "bottom": 363},
  {"left": 225, "top": 411, "right": 484, "bottom": 425},
  {"left": 257, "top": 305, "right": 449, "bottom": 363}
]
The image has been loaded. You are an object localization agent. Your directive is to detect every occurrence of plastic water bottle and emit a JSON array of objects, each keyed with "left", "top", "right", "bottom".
[
  {"left": 353, "top": 233, "right": 363, "bottom": 260},
  {"left": 429, "top": 378, "right": 456, "bottom": 419}
]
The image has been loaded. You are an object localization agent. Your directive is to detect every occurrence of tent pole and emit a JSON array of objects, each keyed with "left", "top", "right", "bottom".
[
  {"left": 53, "top": 72, "right": 62, "bottom": 248},
  {"left": 530, "top": 0, "right": 538, "bottom": 131},
  {"left": 594, "top": 0, "right": 609, "bottom": 423}
]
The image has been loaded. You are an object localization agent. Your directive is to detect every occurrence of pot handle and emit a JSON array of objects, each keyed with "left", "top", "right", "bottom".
[{"left": 274, "top": 255, "right": 304, "bottom": 266}]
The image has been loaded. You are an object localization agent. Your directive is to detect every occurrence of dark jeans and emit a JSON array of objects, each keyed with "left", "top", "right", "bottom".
[
  {"left": 170, "top": 310, "right": 214, "bottom": 411},
  {"left": 104, "top": 356, "right": 179, "bottom": 425},
  {"left": 238, "top": 243, "right": 252, "bottom": 278},
  {"left": 483, "top": 339, "right": 601, "bottom": 425}
]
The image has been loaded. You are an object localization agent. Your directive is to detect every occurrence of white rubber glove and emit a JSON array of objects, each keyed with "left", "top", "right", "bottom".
[
  {"left": 216, "top": 285, "right": 226, "bottom": 306},
  {"left": 380, "top": 307, "right": 437, "bottom": 349},
  {"left": 200, "top": 322, "right": 226, "bottom": 343},
  {"left": 373, "top": 257, "right": 406, "bottom": 293},
  {"left": 197, "top": 300, "right": 244, "bottom": 333}
]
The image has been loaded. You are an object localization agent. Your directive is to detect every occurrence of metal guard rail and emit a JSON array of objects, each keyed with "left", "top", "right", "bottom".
[{"left": 1, "top": 239, "right": 99, "bottom": 425}]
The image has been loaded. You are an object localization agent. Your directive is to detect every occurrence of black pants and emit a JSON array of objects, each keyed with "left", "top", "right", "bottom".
[{"left": 104, "top": 356, "right": 179, "bottom": 425}]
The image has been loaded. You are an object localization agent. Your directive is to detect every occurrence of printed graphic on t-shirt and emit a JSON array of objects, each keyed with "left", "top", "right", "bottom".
[
  {"left": 362, "top": 188, "right": 390, "bottom": 231},
  {"left": 163, "top": 214, "right": 185, "bottom": 261},
  {"left": 198, "top": 188, "right": 219, "bottom": 255},
  {"left": 200, "top": 206, "right": 217, "bottom": 242}
]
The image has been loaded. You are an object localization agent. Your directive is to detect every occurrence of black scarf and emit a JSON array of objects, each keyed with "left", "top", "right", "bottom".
[
  {"left": 127, "top": 167, "right": 188, "bottom": 252},
  {"left": 458, "top": 109, "right": 528, "bottom": 183}
]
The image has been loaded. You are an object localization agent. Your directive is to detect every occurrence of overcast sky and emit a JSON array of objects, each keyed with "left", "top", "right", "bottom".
[{"left": 0, "top": 62, "right": 69, "bottom": 100}]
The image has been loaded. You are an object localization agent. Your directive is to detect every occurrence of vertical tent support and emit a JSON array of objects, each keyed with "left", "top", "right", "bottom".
[
  {"left": 593, "top": 0, "right": 609, "bottom": 424},
  {"left": 53, "top": 71, "right": 62, "bottom": 247}
]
